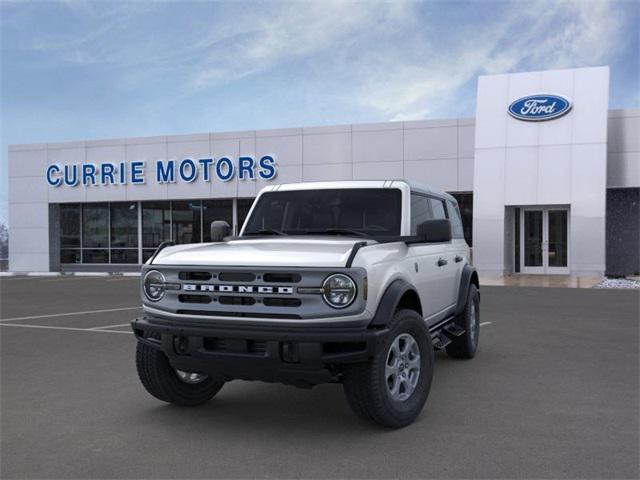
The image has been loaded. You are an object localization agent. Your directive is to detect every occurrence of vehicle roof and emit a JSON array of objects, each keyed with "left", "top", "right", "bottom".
[{"left": 261, "top": 180, "right": 456, "bottom": 202}]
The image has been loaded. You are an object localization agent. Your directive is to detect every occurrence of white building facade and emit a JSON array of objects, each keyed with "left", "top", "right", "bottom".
[{"left": 8, "top": 66, "right": 640, "bottom": 277}]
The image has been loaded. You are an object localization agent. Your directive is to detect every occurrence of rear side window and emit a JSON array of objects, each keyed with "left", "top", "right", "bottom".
[
  {"left": 446, "top": 200, "right": 464, "bottom": 238},
  {"left": 428, "top": 198, "right": 447, "bottom": 220},
  {"left": 410, "top": 194, "right": 431, "bottom": 234}
]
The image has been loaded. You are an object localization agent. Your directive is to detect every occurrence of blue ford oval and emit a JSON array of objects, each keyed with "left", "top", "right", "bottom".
[{"left": 508, "top": 94, "right": 572, "bottom": 121}]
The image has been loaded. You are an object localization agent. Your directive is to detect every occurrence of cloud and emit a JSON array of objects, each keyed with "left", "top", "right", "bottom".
[
  {"left": 349, "top": 0, "right": 626, "bottom": 121},
  {"left": 3, "top": 0, "right": 632, "bottom": 122},
  {"left": 189, "top": 1, "right": 416, "bottom": 91}
]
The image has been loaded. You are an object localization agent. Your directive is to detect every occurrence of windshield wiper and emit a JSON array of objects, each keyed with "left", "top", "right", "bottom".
[
  {"left": 243, "top": 229, "right": 287, "bottom": 236},
  {"left": 303, "top": 228, "right": 369, "bottom": 238}
]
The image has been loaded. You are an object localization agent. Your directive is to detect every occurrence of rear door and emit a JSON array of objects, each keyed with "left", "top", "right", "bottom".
[
  {"left": 426, "top": 197, "right": 459, "bottom": 310},
  {"left": 407, "top": 193, "right": 450, "bottom": 319}
]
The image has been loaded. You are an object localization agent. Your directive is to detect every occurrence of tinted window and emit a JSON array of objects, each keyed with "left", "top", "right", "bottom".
[
  {"left": 82, "top": 204, "right": 109, "bottom": 248},
  {"left": 60, "top": 204, "right": 80, "bottom": 248},
  {"left": 410, "top": 194, "right": 431, "bottom": 234},
  {"left": 428, "top": 198, "right": 447, "bottom": 220},
  {"left": 446, "top": 200, "right": 464, "bottom": 238},
  {"left": 110, "top": 203, "right": 138, "bottom": 248},
  {"left": 172, "top": 201, "right": 202, "bottom": 244},
  {"left": 142, "top": 202, "right": 171, "bottom": 248},
  {"left": 244, "top": 189, "right": 402, "bottom": 236}
]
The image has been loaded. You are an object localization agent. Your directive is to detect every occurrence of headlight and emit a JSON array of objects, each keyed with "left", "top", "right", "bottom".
[
  {"left": 322, "top": 274, "right": 357, "bottom": 309},
  {"left": 143, "top": 270, "right": 166, "bottom": 302}
]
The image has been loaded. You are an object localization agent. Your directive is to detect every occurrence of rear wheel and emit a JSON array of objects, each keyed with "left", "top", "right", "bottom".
[
  {"left": 342, "top": 309, "right": 434, "bottom": 428},
  {"left": 136, "top": 341, "right": 224, "bottom": 406},
  {"left": 446, "top": 284, "right": 480, "bottom": 359}
]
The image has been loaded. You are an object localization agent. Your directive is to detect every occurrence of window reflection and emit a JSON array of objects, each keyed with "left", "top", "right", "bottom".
[
  {"left": 82, "top": 204, "right": 109, "bottom": 249},
  {"left": 172, "top": 201, "right": 202, "bottom": 244},
  {"left": 142, "top": 202, "right": 171, "bottom": 248}
]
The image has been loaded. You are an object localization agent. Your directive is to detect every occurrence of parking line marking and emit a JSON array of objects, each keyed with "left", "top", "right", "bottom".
[
  {"left": 41, "top": 276, "right": 123, "bottom": 283},
  {"left": 0, "top": 306, "right": 141, "bottom": 323},
  {"left": 90, "top": 323, "right": 131, "bottom": 330},
  {"left": 0, "top": 323, "right": 133, "bottom": 334},
  {"left": 480, "top": 321, "right": 492, "bottom": 326}
]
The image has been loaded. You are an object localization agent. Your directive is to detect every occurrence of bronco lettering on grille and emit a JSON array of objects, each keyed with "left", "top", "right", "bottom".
[{"left": 182, "top": 284, "right": 293, "bottom": 294}]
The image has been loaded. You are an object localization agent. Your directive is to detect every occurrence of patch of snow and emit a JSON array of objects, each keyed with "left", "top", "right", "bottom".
[{"left": 593, "top": 278, "right": 640, "bottom": 289}]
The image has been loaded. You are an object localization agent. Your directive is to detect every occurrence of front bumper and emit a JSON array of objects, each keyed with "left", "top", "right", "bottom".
[{"left": 131, "top": 316, "right": 389, "bottom": 386}]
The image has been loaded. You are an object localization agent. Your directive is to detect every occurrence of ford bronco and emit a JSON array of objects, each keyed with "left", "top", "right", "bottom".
[{"left": 131, "top": 180, "right": 480, "bottom": 427}]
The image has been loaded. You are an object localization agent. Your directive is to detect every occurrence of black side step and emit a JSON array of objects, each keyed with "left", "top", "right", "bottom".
[
  {"left": 431, "top": 333, "right": 452, "bottom": 350},
  {"left": 428, "top": 316, "right": 463, "bottom": 350},
  {"left": 443, "top": 323, "right": 465, "bottom": 337}
]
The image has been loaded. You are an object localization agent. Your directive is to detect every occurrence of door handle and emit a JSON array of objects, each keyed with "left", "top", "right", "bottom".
[
  {"left": 437, "top": 258, "right": 448, "bottom": 267},
  {"left": 454, "top": 255, "right": 463, "bottom": 263}
]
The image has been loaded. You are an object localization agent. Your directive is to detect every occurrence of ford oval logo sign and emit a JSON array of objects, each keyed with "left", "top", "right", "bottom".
[{"left": 508, "top": 94, "right": 572, "bottom": 121}]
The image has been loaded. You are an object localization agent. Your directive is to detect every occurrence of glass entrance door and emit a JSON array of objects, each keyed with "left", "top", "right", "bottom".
[{"left": 519, "top": 208, "right": 569, "bottom": 274}]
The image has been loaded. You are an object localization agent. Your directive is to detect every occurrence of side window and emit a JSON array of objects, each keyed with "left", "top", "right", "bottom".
[
  {"left": 428, "top": 198, "right": 447, "bottom": 220},
  {"left": 446, "top": 200, "right": 464, "bottom": 238},
  {"left": 410, "top": 193, "right": 431, "bottom": 234}
]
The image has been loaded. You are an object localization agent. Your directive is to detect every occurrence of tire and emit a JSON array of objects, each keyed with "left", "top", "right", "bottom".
[
  {"left": 446, "top": 284, "right": 480, "bottom": 359},
  {"left": 136, "top": 341, "right": 224, "bottom": 406},
  {"left": 342, "top": 309, "right": 435, "bottom": 428}
]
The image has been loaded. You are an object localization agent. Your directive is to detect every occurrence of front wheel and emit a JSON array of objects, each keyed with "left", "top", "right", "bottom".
[
  {"left": 136, "top": 341, "right": 224, "bottom": 406},
  {"left": 342, "top": 309, "right": 434, "bottom": 428}
]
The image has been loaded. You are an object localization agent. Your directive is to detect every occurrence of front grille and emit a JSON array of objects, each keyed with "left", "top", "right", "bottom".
[
  {"left": 150, "top": 266, "right": 366, "bottom": 320},
  {"left": 263, "top": 273, "right": 301, "bottom": 283},
  {"left": 263, "top": 297, "right": 301, "bottom": 307},
  {"left": 179, "top": 271, "right": 212, "bottom": 281},
  {"left": 178, "top": 294, "right": 212, "bottom": 304},
  {"left": 219, "top": 296, "right": 256, "bottom": 306},
  {"left": 219, "top": 272, "right": 256, "bottom": 282}
]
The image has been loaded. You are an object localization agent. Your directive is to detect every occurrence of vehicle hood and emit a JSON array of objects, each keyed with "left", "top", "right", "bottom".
[{"left": 151, "top": 237, "right": 373, "bottom": 268}]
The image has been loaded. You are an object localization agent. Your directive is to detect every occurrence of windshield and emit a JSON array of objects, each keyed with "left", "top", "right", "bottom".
[{"left": 242, "top": 188, "right": 402, "bottom": 237}]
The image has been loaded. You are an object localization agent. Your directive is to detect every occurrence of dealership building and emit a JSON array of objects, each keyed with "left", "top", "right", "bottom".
[{"left": 7, "top": 66, "right": 640, "bottom": 277}]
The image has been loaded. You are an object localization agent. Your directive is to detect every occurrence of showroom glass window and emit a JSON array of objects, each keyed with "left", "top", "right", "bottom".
[
  {"left": 82, "top": 203, "right": 109, "bottom": 263},
  {"left": 172, "top": 201, "right": 202, "bottom": 244},
  {"left": 202, "top": 200, "right": 233, "bottom": 242},
  {"left": 111, "top": 203, "right": 138, "bottom": 264},
  {"left": 142, "top": 202, "right": 171, "bottom": 261},
  {"left": 60, "top": 204, "right": 81, "bottom": 263}
]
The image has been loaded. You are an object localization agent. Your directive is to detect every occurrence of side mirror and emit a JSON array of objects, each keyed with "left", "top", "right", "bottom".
[
  {"left": 416, "top": 219, "right": 452, "bottom": 243},
  {"left": 210, "top": 220, "right": 231, "bottom": 242}
]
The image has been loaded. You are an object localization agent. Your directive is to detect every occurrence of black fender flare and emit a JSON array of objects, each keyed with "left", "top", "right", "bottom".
[
  {"left": 369, "top": 279, "right": 420, "bottom": 328},
  {"left": 455, "top": 265, "right": 480, "bottom": 316}
]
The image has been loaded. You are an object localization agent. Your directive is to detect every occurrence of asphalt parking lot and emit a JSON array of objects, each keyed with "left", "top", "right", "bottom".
[{"left": 1, "top": 276, "right": 638, "bottom": 479}]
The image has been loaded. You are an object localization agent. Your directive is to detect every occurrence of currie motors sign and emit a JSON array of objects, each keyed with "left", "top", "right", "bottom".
[
  {"left": 508, "top": 94, "right": 572, "bottom": 121},
  {"left": 45, "top": 155, "right": 277, "bottom": 187}
]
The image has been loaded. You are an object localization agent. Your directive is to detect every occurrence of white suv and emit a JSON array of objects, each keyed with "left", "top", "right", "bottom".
[{"left": 131, "top": 180, "right": 480, "bottom": 427}]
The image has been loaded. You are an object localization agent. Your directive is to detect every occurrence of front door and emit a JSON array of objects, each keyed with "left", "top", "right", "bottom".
[{"left": 520, "top": 208, "right": 569, "bottom": 274}]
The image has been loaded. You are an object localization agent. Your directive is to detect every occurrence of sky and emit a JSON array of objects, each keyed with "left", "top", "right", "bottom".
[{"left": 1, "top": 0, "right": 638, "bottom": 225}]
